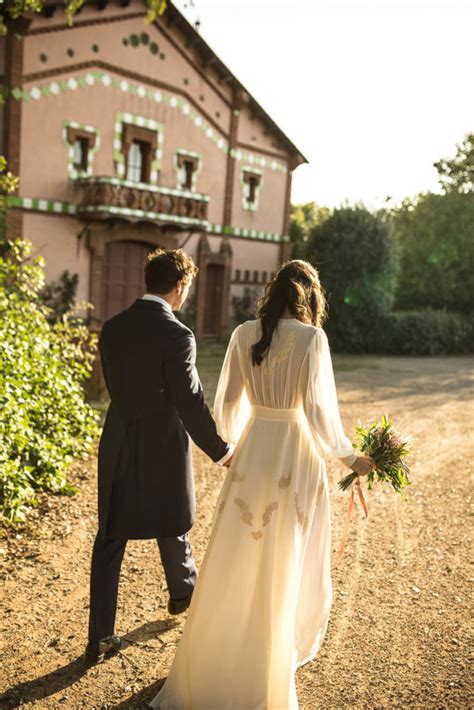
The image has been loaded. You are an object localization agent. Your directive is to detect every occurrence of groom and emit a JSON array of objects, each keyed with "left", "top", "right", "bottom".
[{"left": 85, "top": 247, "right": 233, "bottom": 664}]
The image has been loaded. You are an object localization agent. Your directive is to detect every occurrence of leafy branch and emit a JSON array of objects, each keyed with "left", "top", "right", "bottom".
[{"left": 0, "top": 0, "right": 168, "bottom": 34}]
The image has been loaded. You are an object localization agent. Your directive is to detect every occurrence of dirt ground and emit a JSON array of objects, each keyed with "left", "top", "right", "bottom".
[{"left": 0, "top": 353, "right": 472, "bottom": 709}]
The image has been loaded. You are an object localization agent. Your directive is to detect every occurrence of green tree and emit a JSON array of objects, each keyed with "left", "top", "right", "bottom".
[
  {"left": 289, "top": 202, "right": 330, "bottom": 259},
  {"left": 433, "top": 133, "right": 474, "bottom": 194},
  {"left": 306, "top": 205, "right": 398, "bottom": 352},
  {"left": 392, "top": 190, "right": 474, "bottom": 313}
]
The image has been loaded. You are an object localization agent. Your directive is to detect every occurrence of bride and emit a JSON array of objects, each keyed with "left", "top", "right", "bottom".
[{"left": 150, "top": 259, "right": 374, "bottom": 709}]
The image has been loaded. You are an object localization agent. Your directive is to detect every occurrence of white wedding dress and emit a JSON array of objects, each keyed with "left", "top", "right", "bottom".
[{"left": 150, "top": 318, "right": 356, "bottom": 710}]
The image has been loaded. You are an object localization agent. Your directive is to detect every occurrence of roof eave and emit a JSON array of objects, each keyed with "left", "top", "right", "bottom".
[{"left": 163, "top": 3, "right": 308, "bottom": 168}]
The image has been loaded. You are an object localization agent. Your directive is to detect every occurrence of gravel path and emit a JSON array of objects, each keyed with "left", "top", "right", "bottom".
[{"left": 0, "top": 355, "right": 472, "bottom": 709}]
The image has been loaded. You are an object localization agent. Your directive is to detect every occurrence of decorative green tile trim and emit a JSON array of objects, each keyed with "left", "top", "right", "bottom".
[
  {"left": 75, "top": 175, "right": 210, "bottom": 201},
  {"left": 7, "top": 70, "right": 289, "bottom": 173},
  {"left": 240, "top": 166, "right": 264, "bottom": 212},
  {"left": 7, "top": 195, "right": 78, "bottom": 215},
  {"left": 114, "top": 111, "right": 164, "bottom": 182},
  {"left": 230, "top": 148, "right": 287, "bottom": 174},
  {"left": 6, "top": 195, "right": 290, "bottom": 242},
  {"left": 62, "top": 120, "right": 100, "bottom": 179},
  {"left": 173, "top": 148, "right": 202, "bottom": 192},
  {"left": 208, "top": 223, "right": 289, "bottom": 243}
]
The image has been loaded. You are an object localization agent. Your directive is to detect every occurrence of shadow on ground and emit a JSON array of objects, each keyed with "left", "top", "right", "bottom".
[
  {"left": 109, "top": 678, "right": 166, "bottom": 709},
  {"left": 0, "top": 620, "right": 176, "bottom": 709}
]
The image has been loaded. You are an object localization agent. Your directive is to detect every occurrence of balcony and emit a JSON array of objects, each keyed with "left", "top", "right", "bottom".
[{"left": 73, "top": 176, "right": 210, "bottom": 229}]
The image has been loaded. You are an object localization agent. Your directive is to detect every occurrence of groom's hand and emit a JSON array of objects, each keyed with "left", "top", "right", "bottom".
[{"left": 350, "top": 455, "right": 375, "bottom": 476}]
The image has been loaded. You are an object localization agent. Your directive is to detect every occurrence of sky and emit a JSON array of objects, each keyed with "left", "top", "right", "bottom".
[{"left": 174, "top": 0, "right": 474, "bottom": 209}]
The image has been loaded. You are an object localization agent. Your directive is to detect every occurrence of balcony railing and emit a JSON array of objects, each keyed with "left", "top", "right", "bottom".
[{"left": 74, "top": 176, "right": 210, "bottom": 228}]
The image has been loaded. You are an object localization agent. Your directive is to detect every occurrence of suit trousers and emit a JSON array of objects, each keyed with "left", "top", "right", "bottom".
[{"left": 88, "top": 532, "right": 197, "bottom": 644}]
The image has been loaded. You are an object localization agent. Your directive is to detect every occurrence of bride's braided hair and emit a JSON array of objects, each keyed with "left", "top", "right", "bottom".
[{"left": 251, "top": 260, "right": 327, "bottom": 366}]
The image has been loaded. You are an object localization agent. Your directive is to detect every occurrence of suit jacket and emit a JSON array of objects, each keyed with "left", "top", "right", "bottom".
[{"left": 97, "top": 298, "right": 229, "bottom": 540}]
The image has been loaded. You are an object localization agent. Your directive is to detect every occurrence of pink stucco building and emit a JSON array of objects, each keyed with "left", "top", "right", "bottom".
[{"left": 1, "top": 1, "right": 306, "bottom": 339}]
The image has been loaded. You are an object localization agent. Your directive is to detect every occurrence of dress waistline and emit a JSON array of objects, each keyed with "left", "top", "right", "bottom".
[{"left": 249, "top": 405, "right": 302, "bottom": 422}]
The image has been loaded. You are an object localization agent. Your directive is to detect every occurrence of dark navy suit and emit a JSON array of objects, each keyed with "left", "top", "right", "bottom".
[{"left": 88, "top": 297, "right": 229, "bottom": 643}]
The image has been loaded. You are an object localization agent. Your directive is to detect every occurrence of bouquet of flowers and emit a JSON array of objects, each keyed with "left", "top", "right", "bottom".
[
  {"left": 339, "top": 415, "right": 411, "bottom": 495},
  {"left": 337, "top": 415, "right": 411, "bottom": 555}
]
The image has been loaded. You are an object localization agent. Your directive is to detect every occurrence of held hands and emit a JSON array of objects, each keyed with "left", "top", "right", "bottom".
[
  {"left": 350, "top": 455, "right": 376, "bottom": 477},
  {"left": 223, "top": 453, "right": 234, "bottom": 468}
]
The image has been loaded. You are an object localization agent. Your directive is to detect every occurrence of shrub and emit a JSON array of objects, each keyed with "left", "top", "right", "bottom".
[
  {"left": 40, "top": 269, "right": 79, "bottom": 322},
  {"left": 306, "top": 205, "right": 398, "bottom": 352},
  {"left": 232, "top": 286, "right": 260, "bottom": 325},
  {"left": 381, "top": 309, "right": 474, "bottom": 355},
  {"left": 0, "top": 238, "right": 99, "bottom": 526},
  {"left": 176, "top": 292, "right": 196, "bottom": 330}
]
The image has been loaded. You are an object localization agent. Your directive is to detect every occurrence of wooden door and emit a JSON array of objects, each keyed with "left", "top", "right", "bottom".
[
  {"left": 203, "top": 263, "right": 224, "bottom": 335},
  {"left": 102, "top": 241, "right": 153, "bottom": 320}
]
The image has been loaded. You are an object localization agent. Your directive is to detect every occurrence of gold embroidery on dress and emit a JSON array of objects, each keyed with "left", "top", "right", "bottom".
[
  {"left": 262, "top": 501, "right": 278, "bottom": 527},
  {"left": 262, "top": 331, "right": 296, "bottom": 375},
  {"left": 234, "top": 497, "right": 254, "bottom": 526},
  {"left": 217, "top": 500, "right": 225, "bottom": 515},
  {"left": 231, "top": 469, "right": 245, "bottom": 483},
  {"left": 233, "top": 497, "right": 280, "bottom": 541},
  {"left": 251, "top": 501, "right": 279, "bottom": 541},
  {"left": 278, "top": 473, "right": 291, "bottom": 489},
  {"left": 294, "top": 493, "right": 309, "bottom": 533}
]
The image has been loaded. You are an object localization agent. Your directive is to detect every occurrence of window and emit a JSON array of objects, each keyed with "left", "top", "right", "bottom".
[
  {"left": 121, "top": 124, "right": 158, "bottom": 184},
  {"left": 262, "top": 271, "right": 268, "bottom": 283},
  {"left": 182, "top": 160, "right": 195, "bottom": 190},
  {"left": 175, "top": 151, "right": 201, "bottom": 192},
  {"left": 248, "top": 176, "right": 259, "bottom": 205},
  {"left": 253, "top": 270, "right": 259, "bottom": 283},
  {"left": 72, "top": 137, "right": 89, "bottom": 171},
  {"left": 235, "top": 269, "right": 241, "bottom": 282},
  {"left": 64, "top": 123, "right": 98, "bottom": 179},
  {"left": 242, "top": 169, "right": 263, "bottom": 211},
  {"left": 126, "top": 141, "right": 150, "bottom": 183}
]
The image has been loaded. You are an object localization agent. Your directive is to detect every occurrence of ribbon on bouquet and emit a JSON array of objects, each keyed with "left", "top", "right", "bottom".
[{"left": 337, "top": 477, "right": 368, "bottom": 556}]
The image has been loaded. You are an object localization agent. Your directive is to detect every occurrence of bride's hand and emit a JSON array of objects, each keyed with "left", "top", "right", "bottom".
[{"left": 350, "top": 455, "right": 376, "bottom": 476}]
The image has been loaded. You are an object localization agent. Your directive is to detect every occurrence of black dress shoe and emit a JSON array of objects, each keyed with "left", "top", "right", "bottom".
[
  {"left": 85, "top": 635, "right": 122, "bottom": 664},
  {"left": 168, "top": 593, "right": 193, "bottom": 615}
]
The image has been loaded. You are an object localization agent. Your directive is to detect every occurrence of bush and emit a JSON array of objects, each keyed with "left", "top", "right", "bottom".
[
  {"left": 0, "top": 238, "right": 99, "bottom": 526},
  {"left": 381, "top": 309, "right": 474, "bottom": 355},
  {"left": 306, "top": 205, "right": 399, "bottom": 352},
  {"left": 176, "top": 292, "right": 196, "bottom": 330},
  {"left": 232, "top": 286, "right": 260, "bottom": 325},
  {"left": 40, "top": 269, "right": 79, "bottom": 322}
]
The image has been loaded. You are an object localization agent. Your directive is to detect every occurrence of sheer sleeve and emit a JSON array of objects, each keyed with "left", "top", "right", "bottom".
[
  {"left": 302, "top": 328, "right": 357, "bottom": 466},
  {"left": 214, "top": 325, "right": 251, "bottom": 445}
]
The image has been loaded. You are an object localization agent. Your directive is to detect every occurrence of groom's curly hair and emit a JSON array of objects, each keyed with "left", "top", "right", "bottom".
[
  {"left": 145, "top": 248, "right": 198, "bottom": 294},
  {"left": 251, "top": 260, "right": 327, "bottom": 366}
]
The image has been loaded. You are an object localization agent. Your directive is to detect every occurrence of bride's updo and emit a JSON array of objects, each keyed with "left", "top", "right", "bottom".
[{"left": 251, "top": 260, "right": 327, "bottom": 366}]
